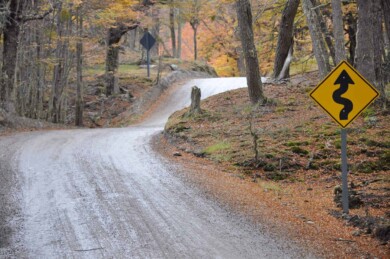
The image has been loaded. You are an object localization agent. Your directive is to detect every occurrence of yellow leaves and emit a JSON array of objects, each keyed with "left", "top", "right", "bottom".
[
  {"left": 60, "top": 9, "right": 72, "bottom": 21},
  {"left": 92, "top": 0, "right": 138, "bottom": 27},
  {"left": 212, "top": 55, "right": 239, "bottom": 77},
  {"left": 61, "top": 0, "right": 84, "bottom": 8},
  {"left": 71, "top": 0, "right": 83, "bottom": 8}
]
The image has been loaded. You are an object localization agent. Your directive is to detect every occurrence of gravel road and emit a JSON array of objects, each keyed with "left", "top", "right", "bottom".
[{"left": 0, "top": 78, "right": 314, "bottom": 258}]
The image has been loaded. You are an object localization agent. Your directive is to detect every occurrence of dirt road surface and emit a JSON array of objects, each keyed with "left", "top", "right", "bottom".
[{"left": 0, "top": 78, "right": 314, "bottom": 258}]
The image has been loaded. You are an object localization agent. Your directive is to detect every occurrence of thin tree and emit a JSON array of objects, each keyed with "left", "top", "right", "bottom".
[
  {"left": 273, "top": 0, "right": 300, "bottom": 79},
  {"left": 236, "top": 0, "right": 265, "bottom": 104},
  {"left": 355, "top": 0, "right": 388, "bottom": 108},
  {"left": 75, "top": 6, "right": 83, "bottom": 126},
  {"left": 169, "top": 0, "right": 177, "bottom": 57},
  {"left": 354, "top": 0, "right": 375, "bottom": 82},
  {"left": 50, "top": 3, "right": 74, "bottom": 123},
  {"left": 312, "top": 0, "right": 335, "bottom": 66},
  {"left": 383, "top": 0, "right": 390, "bottom": 45},
  {"left": 105, "top": 23, "right": 138, "bottom": 96},
  {"left": 302, "top": 0, "right": 330, "bottom": 78},
  {"left": 234, "top": 26, "right": 246, "bottom": 76},
  {"left": 382, "top": 0, "right": 390, "bottom": 85},
  {"left": 1, "top": 0, "right": 54, "bottom": 114},
  {"left": 345, "top": 11, "right": 357, "bottom": 65},
  {"left": 0, "top": 0, "right": 23, "bottom": 113},
  {"left": 176, "top": 7, "right": 183, "bottom": 59},
  {"left": 331, "top": 0, "right": 346, "bottom": 64},
  {"left": 372, "top": 0, "right": 388, "bottom": 108},
  {"left": 149, "top": 5, "right": 160, "bottom": 58},
  {"left": 189, "top": 0, "right": 200, "bottom": 61}
]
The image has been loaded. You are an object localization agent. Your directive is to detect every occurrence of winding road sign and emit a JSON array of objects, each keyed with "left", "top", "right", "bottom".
[
  {"left": 140, "top": 32, "right": 156, "bottom": 51},
  {"left": 310, "top": 61, "right": 379, "bottom": 128},
  {"left": 140, "top": 31, "right": 156, "bottom": 78}
]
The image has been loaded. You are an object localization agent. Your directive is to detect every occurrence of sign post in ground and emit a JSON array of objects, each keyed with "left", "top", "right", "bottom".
[
  {"left": 310, "top": 60, "right": 379, "bottom": 214},
  {"left": 140, "top": 31, "right": 156, "bottom": 78}
]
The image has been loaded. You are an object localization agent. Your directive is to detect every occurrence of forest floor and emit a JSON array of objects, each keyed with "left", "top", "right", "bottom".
[{"left": 160, "top": 72, "right": 389, "bottom": 258}]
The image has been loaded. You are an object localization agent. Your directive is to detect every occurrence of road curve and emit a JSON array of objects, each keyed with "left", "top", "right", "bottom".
[{"left": 0, "top": 78, "right": 312, "bottom": 258}]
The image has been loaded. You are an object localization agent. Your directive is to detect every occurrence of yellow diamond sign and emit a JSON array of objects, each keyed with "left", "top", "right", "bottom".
[{"left": 310, "top": 61, "right": 379, "bottom": 128}]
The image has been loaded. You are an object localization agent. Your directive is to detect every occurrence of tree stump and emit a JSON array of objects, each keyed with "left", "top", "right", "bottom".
[
  {"left": 189, "top": 86, "right": 202, "bottom": 115},
  {"left": 0, "top": 108, "right": 5, "bottom": 123}
]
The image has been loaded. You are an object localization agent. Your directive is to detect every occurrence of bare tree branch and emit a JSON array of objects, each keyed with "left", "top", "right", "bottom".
[{"left": 20, "top": 6, "right": 55, "bottom": 22}]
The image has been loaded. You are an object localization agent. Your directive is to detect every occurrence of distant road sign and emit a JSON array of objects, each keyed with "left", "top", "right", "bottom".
[
  {"left": 140, "top": 32, "right": 156, "bottom": 51},
  {"left": 310, "top": 61, "right": 379, "bottom": 128}
]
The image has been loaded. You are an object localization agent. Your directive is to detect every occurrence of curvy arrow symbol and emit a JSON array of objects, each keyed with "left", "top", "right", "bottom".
[{"left": 333, "top": 70, "right": 354, "bottom": 120}]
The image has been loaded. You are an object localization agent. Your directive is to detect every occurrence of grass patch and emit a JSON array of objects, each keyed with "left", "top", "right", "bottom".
[
  {"left": 85, "top": 64, "right": 140, "bottom": 76},
  {"left": 291, "top": 146, "right": 309, "bottom": 155},
  {"left": 285, "top": 141, "right": 309, "bottom": 147},
  {"left": 203, "top": 141, "right": 231, "bottom": 154},
  {"left": 265, "top": 171, "right": 290, "bottom": 181}
]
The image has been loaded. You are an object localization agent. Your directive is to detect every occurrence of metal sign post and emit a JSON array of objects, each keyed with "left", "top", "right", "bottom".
[
  {"left": 140, "top": 31, "right": 156, "bottom": 78},
  {"left": 146, "top": 44, "right": 150, "bottom": 78},
  {"left": 341, "top": 128, "right": 349, "bottom": 214},
  {"left": 310, "top": 60, "right": 379, "bottom": 214}
]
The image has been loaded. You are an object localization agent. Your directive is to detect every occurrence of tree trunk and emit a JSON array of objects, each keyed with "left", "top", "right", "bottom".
[
  {"left": 35, "top": 26, "right": 44, "bottom": 119},
  {"left": 234, "top": 26, "right": 246, "bottom": 76},
  {"left": 105, "top": 44, "right": 119, "bottom": 96},
  {"left": 372, "top": 0, "right": 388, "bottom": 107},
  {"left": 383, "top": 0, "right": 390, "bottom": 87},
  {"left": 51, "top": 4, "right": 65, "bottom": 123},
  {"left": 193, "top": 27, "right": 197, "bottom": 61},
  {"left": 50, "top": 5, "right": 73, "bottom": 123},
  {"left": 354, "top": 0, "right": 375, "bottom": 83},
  {"left": 302, "top": 0, "right": 331, "bottom": 79},
  {"left": 150, "top": 7, "right": 160, "bottom": 58},
  {"left": 372, "top": 0, "right": 384, "bottom": 81},
  {"left": 169, "top": 1, "right": 176, "bottom": 57},
  {"left": 1, "top": 0, "right": 23, "bottom": 113},
  {"left": 177, "top": 9, "right": 183, "bottom": 59},
  {"left": 345, "top": 12, "right": 357, "bottom": 65},
  {"left": 236, "top": 47, "right": 246, "bottom": 76},
  {"left": 273, "top": 0, "right": 300, "bottom": 79},
  {"left": 75, "top": 7, "right": 83, "bottom": 126},
  {"left": 190, "top": 18, "right": 199, "bottom": 61},
  {"left": 331, "top": 0, "right": 346, "bottom": 64},
  {"left": 312, "top": 0, "right": 336, "bottom": 66},
  {"left": 236, "top": 0, "right": 265, "bottom": 104},
  {"left": 382, "top": 0, "right": 390, "bottom": 45},
  {"left": 129, "top": 27, "right": 138, "bottom": 50},
  {"left": 105, "top": 24, "right": 137, "bottom": 96}
]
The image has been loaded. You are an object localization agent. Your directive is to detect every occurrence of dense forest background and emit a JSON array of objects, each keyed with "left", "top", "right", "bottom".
[{"left": 0, "top": 0, "right": 389, "bottom": 126}]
